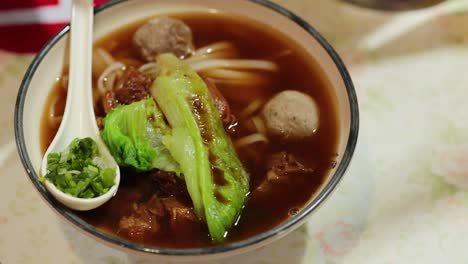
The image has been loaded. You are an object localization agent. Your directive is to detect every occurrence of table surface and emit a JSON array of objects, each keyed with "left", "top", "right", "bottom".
[{"left": 2, "top": 0, "right": 468, "bottom": 263}]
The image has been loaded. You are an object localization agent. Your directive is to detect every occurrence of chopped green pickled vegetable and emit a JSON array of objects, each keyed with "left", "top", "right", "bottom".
[
  {"left": 100, "top": 98, "right": 180, "bottom": 173},
  {"left": 151, "top": 54, "right": 249, "bottom": 241},
  {"left": 40, "top": 137, "right": 116, "bottom": 198}
]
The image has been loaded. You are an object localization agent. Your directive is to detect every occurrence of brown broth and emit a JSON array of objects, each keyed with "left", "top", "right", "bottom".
[{"left": 40, "top": 12, "right": 339, "bottom": 248}]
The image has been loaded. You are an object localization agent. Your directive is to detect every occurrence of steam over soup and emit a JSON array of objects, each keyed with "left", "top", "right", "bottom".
[{"left": 40, "top": 12, "right": 339, "bottom": 248}]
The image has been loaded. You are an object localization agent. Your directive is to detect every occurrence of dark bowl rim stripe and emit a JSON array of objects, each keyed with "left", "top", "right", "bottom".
[
  {"left": 14, "top": 0, "right": 359, "bottom": 257},
  {"left": 343, "top": 0, "right": 445, "bottom": 11}
]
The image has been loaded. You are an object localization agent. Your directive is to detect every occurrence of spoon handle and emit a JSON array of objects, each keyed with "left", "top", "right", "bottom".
[{"left": 63, "top": 0, "right": 96, "bottom": 136}]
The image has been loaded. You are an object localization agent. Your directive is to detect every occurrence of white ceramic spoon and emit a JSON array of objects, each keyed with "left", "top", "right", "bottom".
[{"left": 41, "top": 0, "right": 120, "bottom": 211}]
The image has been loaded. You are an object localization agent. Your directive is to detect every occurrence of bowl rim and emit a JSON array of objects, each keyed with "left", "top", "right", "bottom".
[{"left": 14, "top": 0, "right": 359, "bottom": 257}]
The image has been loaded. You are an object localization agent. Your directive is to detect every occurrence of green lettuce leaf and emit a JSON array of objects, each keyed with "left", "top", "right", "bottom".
[
  {"left": 151, "top": 54, "right": 249, "bottom": 241},
  {"left": 100, "top": 98, "right": 179, "bottom": 173}
]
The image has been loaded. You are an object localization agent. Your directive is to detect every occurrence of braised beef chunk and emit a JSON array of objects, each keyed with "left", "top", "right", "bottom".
[
  {"left": 161, "top": 196, "right": 199, "bottom": 230},
  {"left": 118, "top": 195, "right": 164, "bottom": 240},
  {"left": 118, "top": 194, "right": 200, "bottom": 240},
  {"left": 150, "top": 170, "right": 188, "bottom": 197},
  {"left": 266, "top": 151, "right": 315, "bottom": 177},
  {"left": 100, "top": 67, "right": 151, "bottom": 114},
  {"left": 115, "top": 67, "right": 152, "bottom": 105},
  {"left": 116, "top": 171, "right": 197, "bottom": 241},
  {"left": 107, "top": 189, "right": 142, "bottom": 218},
  {"left": 146, "top": 195, "right": 167, "bottom": 218},
  {"left": 102, "top": 91, "right": 119, "bottom": 114},
  {"left": 255, "top": 151, "right": 315, "bottom": 194},
  {"left": 203, "top": 77, "right": 237, "bottom": 126}
]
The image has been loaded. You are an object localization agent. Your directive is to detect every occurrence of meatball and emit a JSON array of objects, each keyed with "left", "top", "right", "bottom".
[
  {"left": 133, "top": 17, "right": 194, "bottom": 61},
  {"left": 261, "top": 90, "right": 319, "bottom": 141}
]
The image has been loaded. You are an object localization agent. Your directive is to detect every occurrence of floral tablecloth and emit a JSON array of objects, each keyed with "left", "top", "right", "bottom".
[{"left": 2, "top": 0, "right": 468, "bottom": 263}]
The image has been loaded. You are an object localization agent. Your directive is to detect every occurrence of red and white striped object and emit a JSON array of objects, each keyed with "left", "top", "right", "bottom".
[{"left": 0, "top": 0, "right": 108, "bottom": 53}]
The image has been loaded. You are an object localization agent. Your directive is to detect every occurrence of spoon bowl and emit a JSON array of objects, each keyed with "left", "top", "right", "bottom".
[{"left": 40, "top": 0, "right": 120, "bottom": 211}]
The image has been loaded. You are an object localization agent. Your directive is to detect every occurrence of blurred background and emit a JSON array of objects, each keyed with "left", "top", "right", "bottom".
[{"left": 0, "top": 0, "right": 107, "bottom": 53}]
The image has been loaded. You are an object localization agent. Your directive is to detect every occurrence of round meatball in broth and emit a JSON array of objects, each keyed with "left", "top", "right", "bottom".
[
  {"left": 133, "top": 17, "right": 195, "bottom": 61},
  {"left": 262, "top": 90, "right": 319, "bottom": 141}
]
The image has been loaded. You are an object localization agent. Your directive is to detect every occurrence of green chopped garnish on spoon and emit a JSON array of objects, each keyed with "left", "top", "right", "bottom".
[{"left": 40, "top": 137, "right": 116, "bottom": 198}]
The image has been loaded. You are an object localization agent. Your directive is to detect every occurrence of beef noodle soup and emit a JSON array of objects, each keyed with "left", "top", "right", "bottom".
[{"left": 40, "top": 12, "right": 339, "bottom": 248}]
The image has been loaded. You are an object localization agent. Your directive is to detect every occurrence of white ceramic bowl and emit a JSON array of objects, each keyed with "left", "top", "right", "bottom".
[{"left": 15, "top": 0, "right": 359, "bottom": 261}]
